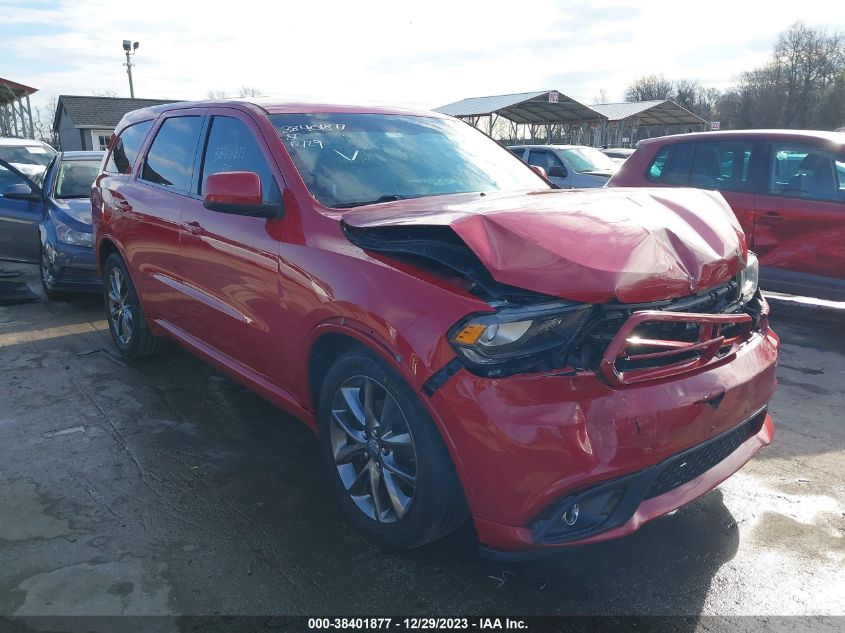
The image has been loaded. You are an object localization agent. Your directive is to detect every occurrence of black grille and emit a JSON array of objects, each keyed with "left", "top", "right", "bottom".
[
  {"left": 581, "top": 280, "right": 743, "bottom": 370},
  {"left": 645, "top": 409, "right": 766, "bottom": 499}
]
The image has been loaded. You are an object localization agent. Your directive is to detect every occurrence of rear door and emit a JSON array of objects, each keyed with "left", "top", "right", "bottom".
[
  {"left": 752, "top": 140, "right": 845, "bottom": 280},
  {"left": 176, "top": 108, "right": 285, "bottom": 380},
  {"left": 0, "top": 160, "right": 43, "bottom": 263},
  {"left": 115, "top": 111, "right": 206, "bottom": 320}
]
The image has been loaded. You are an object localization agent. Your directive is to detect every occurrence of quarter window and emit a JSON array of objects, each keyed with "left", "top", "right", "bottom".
[
  {"left": 767, "top": 142, "right": 845, "bottom": 203},
  {"left": 105, "top": 120, "right": 153, "bottom": 175},
  {"left": 199, "top": 116, "right": 280, "bottom": 206},
  {"left": 141, "top": 116, "right": 203, "bottom": 192}
]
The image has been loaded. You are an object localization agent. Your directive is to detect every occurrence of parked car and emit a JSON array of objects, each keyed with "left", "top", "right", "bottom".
[
  {"left": 600, "top": 147, "right": 634, "bottom": 164},
  {"left": 508, "top": 144, "right": 619, "bottom": 188},
  {"left": 92, "top": 100, "right": 777, "bottom": 556},
  {"left": 0, "top": 137, "right": 56, "bottom": 180},
  {"left": 0, "top": 150, "right": 103, "bottom": 298},
  {"left": 608, "top": 129, "right": 845, "bottom": 301}
]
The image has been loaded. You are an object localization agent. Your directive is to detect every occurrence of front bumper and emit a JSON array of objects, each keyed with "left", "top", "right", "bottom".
[
  {"left": 42, "top": 235, "right": 102, "bottom": 293},
  {"left": 428, "top": 319, "right": 779, "bottom": 552}
]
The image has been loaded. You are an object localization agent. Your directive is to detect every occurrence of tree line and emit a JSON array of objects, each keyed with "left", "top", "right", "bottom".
[{"left": 619, "top": 22, "right": 845, "bottom": 130}]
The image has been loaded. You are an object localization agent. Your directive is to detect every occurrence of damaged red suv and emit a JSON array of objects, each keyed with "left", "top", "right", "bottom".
[{"left": 92, "top": 101, "right": 779, "bottom": 555}]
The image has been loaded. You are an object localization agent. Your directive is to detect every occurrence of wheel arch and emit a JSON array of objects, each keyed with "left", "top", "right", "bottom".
[{"left": 302, "top": 322, "right": 471, "bottom": 504}]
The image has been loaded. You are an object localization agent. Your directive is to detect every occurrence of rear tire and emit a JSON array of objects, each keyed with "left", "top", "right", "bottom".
[
  {"left": 103, "top": 253, "right": 166, "bottom": 358},
  {"left": 317, "top": 349, "right": 468, "bottom": 549}
]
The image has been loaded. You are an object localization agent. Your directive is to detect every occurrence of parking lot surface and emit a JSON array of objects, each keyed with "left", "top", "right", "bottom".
[{"left": 1, "top": 264, "right": 843, "bottom": 622}]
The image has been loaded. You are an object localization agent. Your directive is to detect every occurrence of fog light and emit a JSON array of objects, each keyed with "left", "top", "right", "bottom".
[{"left": 562, "top": 503, "right": 580, "bottom": 526}]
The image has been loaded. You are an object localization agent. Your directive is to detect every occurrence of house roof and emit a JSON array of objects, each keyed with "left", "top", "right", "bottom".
[
  {"left": 435, "top": 90, "right": 606, "bottom": 124},
  {"left": 589, "top": 100, "right": 707, "bottom": 125},
  {"left": 54, "top": 95, "right": 179, "bottom": 131}
]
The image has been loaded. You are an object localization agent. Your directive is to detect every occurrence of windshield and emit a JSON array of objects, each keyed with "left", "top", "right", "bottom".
[
  {"left": 559, "top": 147, "right": 618, "bottom": 173},
  {"left": 55, "top": 160, "right": 99, "bottom": 199},
  {"left": 0, "top": 145, "right": 55, "bottom": 168},
  {"left": 270, "top": 113, "right": 548, "bottom": 208}
]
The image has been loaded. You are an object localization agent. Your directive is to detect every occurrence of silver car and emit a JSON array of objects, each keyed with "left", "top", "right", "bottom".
[{"left": 509, "top": 144, "right": 618, "bottom": 188}]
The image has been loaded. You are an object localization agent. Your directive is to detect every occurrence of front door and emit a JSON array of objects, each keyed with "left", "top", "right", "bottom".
[
  {"left": 753, "top": 141, "right": 845, "bottom": 280},
  {"left": 0, "top": 161, "right": 43, "bottom": 263},
  {"left": 177, "top": 110, "right": 285, "bottom": 381}
]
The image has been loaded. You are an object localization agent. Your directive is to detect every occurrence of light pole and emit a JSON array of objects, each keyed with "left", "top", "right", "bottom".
[{"left": 122, "top": 40, "right": 139, "bottom": 98}]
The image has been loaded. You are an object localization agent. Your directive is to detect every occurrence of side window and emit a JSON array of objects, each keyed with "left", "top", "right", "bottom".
[
  {"left": 0, "top": 164, "right": 30, "bottom": 195},
  {"left": 509, "top": 148, "right": 524, "bottom": 159},
  {"left": 647, "top": 144, "right": 694, "bottom": 185},
  {"left": 527, "top": 150, "right": 553, "bottom": 171},
  {"left": 767, "top": 142, "right": 844, "bottom": 203},
  {"left": 105, "top": 120, "right": 153, "bottom": 175},
  {"left": 141, "top": 116, "right": 204, "bottom": 192},
  {"left": 199, "top": 115, "right": 280, "bottom": 206},
  {"left": 689, "top": 141, "right": 756, "bottom": 192}
]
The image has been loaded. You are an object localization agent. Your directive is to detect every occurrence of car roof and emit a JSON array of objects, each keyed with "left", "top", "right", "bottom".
[
  {"left": 638, "top": 129, "right": 845, "bottom": 147},
  {"left": 509, "top": 144, "right": 591, "bottom": 150},
  {"left": 118, "top": 98, "right": 448, "bottom": 129},
  {"left": 59, "top": 150, "right": 105, "bottom": 161},
  {"left": 0, "top": 137, "right": 55, "bottom": 149}
]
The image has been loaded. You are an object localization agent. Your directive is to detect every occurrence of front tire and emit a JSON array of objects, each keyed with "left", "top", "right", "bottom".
[
  {"left": 103, "top": 253, "right": 166, "bottom": 358},
  {"left": 318, "top": 350, "right": 468, "bottom": 549},
  {"left": 40, "top": 248, "right": 70, "bottom": 302}
]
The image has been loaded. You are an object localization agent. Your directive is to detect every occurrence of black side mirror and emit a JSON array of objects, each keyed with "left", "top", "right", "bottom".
[
  {"left": 2, "top": 183, "right": 37, "bottom": 200},
  {"left": 548, "top": 165, "right": 568, "bottom": 178}
]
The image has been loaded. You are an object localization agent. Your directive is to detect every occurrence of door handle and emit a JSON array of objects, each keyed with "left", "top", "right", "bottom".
[
  {"left": 183, "top": 220, "right": 205, "bottom": 235},
  {"left": 759, "top": 211, "right": 783, "bottom": 224}
]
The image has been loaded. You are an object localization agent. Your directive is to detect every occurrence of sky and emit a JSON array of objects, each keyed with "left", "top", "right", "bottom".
[{"left": 1, "top": 0, "right": 843, "bottom": 114}]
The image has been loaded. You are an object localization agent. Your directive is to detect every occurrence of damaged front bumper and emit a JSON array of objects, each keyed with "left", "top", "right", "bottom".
[{"left": 425, "top": 297, "right": 779, "bottom": 554}]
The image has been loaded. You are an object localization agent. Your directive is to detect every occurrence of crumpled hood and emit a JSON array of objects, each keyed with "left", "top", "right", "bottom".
[{"left": 340, "top": 187, "right": 747, "bottom": 303}]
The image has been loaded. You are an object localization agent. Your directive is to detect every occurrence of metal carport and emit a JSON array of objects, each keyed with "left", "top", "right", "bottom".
[
  {"left": 0, "top": 78, "right": 37, "bottom": 139},
  {"left": 435, "top": 90, "right": 607, "bottom": 145},
  {"left": 589, "top": 100, "right": 709, "bottom": 147}
]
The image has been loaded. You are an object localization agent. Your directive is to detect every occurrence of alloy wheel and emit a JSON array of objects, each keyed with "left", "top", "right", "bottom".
[
  {"left": 107, "top": 267, "right": 133, "bottom": 345},
  {"left": 329, "top": 375, "right": 417, "bottom": 523}
]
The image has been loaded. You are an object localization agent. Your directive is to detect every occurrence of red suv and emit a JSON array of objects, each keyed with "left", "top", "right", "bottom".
[
  {"left": 92, "top": 100, "right": 778, "bottom": 555},
  {"left": 608, "top": 130, "right": 845, "bottom": 301}
]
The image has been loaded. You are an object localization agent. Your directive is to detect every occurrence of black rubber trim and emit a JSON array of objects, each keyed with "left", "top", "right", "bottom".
[{"left": 422, "top": 358, "right": 464, "bottom": 396}]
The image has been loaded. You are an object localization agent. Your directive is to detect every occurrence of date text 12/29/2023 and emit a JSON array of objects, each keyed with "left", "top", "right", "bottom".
[{"left": 307, "top": 618, "right": 528, "bottom": 631}]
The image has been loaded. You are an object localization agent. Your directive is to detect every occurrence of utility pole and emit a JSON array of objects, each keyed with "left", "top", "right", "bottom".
[{"left": 122, "top": 40, "right": 139, "bottom": 98}]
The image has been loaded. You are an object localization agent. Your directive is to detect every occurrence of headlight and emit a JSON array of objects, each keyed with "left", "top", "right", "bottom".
[
  {"left": 739, "top": 252, "right": 759, "bottom": 303},
  {"left": 54, "top": 218, "right": 93, "bottom": 247},
  {"left": 449, "top": 302, "right": 592, "bottom": 376}
]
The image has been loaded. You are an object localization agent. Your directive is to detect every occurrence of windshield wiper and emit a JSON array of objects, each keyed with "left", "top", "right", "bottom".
[{"left": 332, "top": 194, "right": 406, "bottom": 209}]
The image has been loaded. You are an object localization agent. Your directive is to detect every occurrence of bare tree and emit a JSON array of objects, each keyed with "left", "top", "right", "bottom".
[
  {"left": 32, "top": 97, "right": 58, "bottom": 147},
  {"left": 624, "top": 74, "right": 673, "bottom": 102},
  {"left": 237, "top": 86, "right": 263, "bottom": 97},
  {"left": 206, "top": 90, "right": 228, "bottom": 100},
  {"left": 92, "top": 90, "right": 118, "bottom": 97},
  {"left": 592, "top": 88, "right": 609, "bottom": 104}
]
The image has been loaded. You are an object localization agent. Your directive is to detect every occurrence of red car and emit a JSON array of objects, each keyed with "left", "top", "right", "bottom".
[
  {"left": 91, "top": 100, "right": 778, "bottom": 556},
  {"left": 608, "top": 129, "right": 845, "bottom": 301}
]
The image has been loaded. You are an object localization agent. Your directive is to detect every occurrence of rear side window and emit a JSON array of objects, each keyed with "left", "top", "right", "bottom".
[
  {"left": 648, "top": 141, "right": 756, "bottom": 192},
  {"left": 199, "top": 115, "right": 280, "bottom": 206},
  {"left": 767, "top": 142, "right": 845, "bottom": 203},
  {"left": 104, "top": 120, "right": 153, "bottom": 174},
  {"left": 140, "top": 116, "right": 204, "bottom": 192}
]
